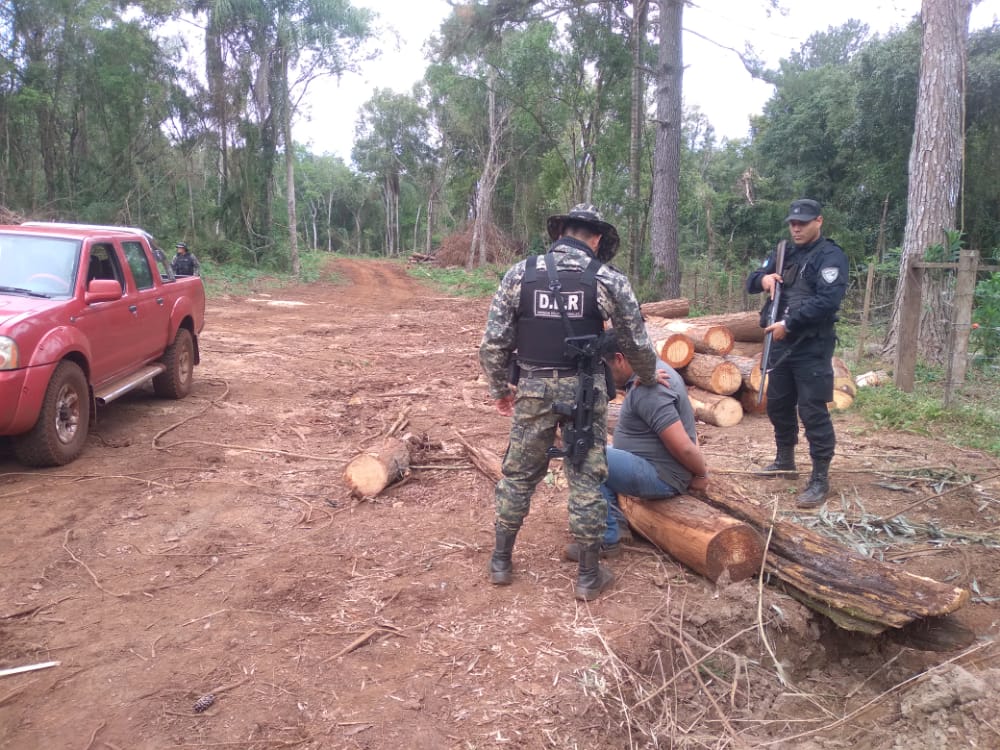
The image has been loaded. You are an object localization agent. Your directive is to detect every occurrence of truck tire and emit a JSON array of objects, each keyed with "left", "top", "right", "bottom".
[
  {"left": 14, "top": 361, "right": 91, "bottom": 467},
  {"left": 153, "top": 327, "right": 194, "bottom": 399}
]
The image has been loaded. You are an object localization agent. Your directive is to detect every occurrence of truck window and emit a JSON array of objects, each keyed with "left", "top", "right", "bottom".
[
  {"left": 86, "top": 243, "right": 124, "bottom": 290},
  {"left": 123, "top": 241, "right": 155, "bottom": 290},
  {"left": 149, "top": 242, "right": 175, "bottom": 282},
  {"left": 0, "top": 234, "right": 80, "bottom": 297}
]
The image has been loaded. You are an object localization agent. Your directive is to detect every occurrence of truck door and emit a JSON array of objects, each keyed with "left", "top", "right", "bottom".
[
  {"left": 120, "top": 240, "right": 172, "bottom": 364},
  {"left": 73, "top": 243, "right": 136, "bottom": 382}
]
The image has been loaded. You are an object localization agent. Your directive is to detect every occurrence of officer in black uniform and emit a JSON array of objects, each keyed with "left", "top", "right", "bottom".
[
  {"left": 171, "top": 242, "right": 201, "bottom": 277},
  {"left": 746, "top": 199, "right": 848, "bottom": 508}
]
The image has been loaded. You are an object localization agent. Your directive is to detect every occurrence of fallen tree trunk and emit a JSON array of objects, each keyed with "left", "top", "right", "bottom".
[
  {"left": 700, "top": 477, "right": 971, "bottom": 635},
  {"left": 687, "top": 386, "right": 743, "bottom": 427},
  {"left": 343, "top": 437, "right": 411, "bottom": 497},
  {"left": 618, "top": 494, "right": 763, "bottom": 583},
  {"left": 640, "top": 298, "right": 690, "bottom": 318},
  {"left": 679, "top": 353, "right": 742, "bottom": 396}
]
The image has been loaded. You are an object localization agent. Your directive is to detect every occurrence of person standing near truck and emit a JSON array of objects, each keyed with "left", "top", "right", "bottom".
[
  {"left": 171, "top": 242, "right": 201, "bottom": 277},
  {"left": 479, "top": 203, "right": 659, "bottom": 601}
]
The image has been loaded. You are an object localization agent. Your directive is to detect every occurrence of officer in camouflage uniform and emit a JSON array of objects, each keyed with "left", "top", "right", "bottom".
[{"left": 479, "top": 204, "right": 658, "bottom": 601}]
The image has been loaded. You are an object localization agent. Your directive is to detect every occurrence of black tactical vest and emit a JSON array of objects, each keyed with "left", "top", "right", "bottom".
[
  {"left": 173, "top": 253, "right": 195, "bottom": 276},
  {"left": 781, "top": 240, "right": 836, "bottom": 334},
  {"left": 515, "top": 254, "right": 603, "bottom": 368}
]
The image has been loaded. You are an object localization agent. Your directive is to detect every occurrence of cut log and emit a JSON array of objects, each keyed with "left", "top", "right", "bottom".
[
  {"left": 640, "top": 298, "right": 690, "bottom": 318},
  {"left": 832, "top": 357, "right": 857, "bottom": 398},
  {"left": 686, "top": 386, "right": 743, "bottom": 427},
  {"left": 662, "top": 321, "right": 734, "bottom": 355},
  {"left": 739, "top": 387, "right": 767, "bottom": 414},
  {"left": 725, "top": 354, "right": 758, "bottom": 391},
  {"left": 618, "top": 494, "right": 764, "bottom": 583},
  {"left": 679, "top": 353, "right": 742, "bottom": 396},
  {"left": 729, "top": 340, "right": 763, "bottom": 359},
  {"left": 654, "top": 333, "right": 695, "bottom": 369},
  {"left": 828, "top": 388, "right": 854, "bottom": 411},
  {"left": 343, "top": 437, "right": 411, "bottom": 497},
  {"left": 748, "top": 352, "right": 766, "bottom": 393},
  {"left": 700, "top": 477, "right": 970, "bottom": 634},
  {"left": 684, "top": 311, "right": 765, "bottom": 343}
]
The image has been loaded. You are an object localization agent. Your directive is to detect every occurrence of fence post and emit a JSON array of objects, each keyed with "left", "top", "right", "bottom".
[
  {"left": 943, "top": 249, "right": 979, "bottom": 408},
  {"left": 894, "top": 257, "right": 923, "bottom": 392}
]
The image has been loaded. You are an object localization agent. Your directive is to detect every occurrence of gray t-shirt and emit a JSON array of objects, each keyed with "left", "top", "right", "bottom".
[{"left": 612, "top": 359, "right": 698, "bottom": 492}]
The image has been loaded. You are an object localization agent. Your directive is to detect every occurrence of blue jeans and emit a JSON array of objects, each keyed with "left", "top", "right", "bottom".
[{"left": 600, "top": 447, "right": 679, "bottom": 545}]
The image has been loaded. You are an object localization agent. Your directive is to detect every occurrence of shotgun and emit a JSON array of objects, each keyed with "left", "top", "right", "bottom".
[{"left": 757, "top": 240, "right": 788, "bottom": 406}]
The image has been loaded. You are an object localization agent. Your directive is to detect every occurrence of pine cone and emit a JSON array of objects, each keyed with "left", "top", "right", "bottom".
[{"left": 193, "top": 693, "right": 216, "bottom": 713}]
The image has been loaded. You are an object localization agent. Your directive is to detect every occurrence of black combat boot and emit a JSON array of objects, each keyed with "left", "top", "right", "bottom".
[
  {"left": 563, "top": 541, "right": 622, "bottom": 562},
  {"left": 574, "top": 543, "right": 615, "bottom": 601},
  {"left": 754, "top": 445, "right": 798, "bottom": 479},
  {"left": 796, "top": 458, "right": 831, "bottom": 509},
  {"left": 488, "top": 527, "right": 517, "bottom": 585}
]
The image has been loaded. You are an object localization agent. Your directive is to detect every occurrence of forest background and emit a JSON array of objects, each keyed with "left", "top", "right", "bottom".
[{"left": 2, "top": 0, "right": 999, "bottom": 374}]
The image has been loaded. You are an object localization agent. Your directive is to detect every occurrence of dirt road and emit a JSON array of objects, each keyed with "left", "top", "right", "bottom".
[{"left": 2, "top": 258, "right": 998, "bottom": 749}]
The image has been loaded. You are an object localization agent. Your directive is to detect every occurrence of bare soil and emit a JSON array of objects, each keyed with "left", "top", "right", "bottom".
[{"left": 2, "top": 258, "right": 999, "bottom": 750}]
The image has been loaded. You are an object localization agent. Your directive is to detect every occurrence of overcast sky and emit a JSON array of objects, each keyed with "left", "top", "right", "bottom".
[{"left": 294, "top": 0, "right": 1000, "bottom": 160}]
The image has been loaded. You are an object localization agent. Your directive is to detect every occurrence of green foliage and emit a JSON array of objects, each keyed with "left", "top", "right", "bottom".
[
  {"left": 199, "top": 251, "right": 328, "bottom": 297},
  {"left": 924, "top": 228, "right": 964, "bottom": 262},
  {"left": 972, "top": 272, "right": 1000, "bottom": 362},
  {"left": 854, "top": 382, "right": 1000, "bottom": 456},
  {"left": 406, "top": 264, "right": 504, "bottom": 298}
]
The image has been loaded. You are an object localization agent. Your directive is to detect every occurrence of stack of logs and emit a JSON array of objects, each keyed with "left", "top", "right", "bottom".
[{"left": 639, "top": 298, "right": 857, "bottom": 428}]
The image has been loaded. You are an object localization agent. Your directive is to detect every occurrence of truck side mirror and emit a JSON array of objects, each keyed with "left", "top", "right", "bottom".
[{"left": 85, "top": 279, "right": 123, "bottom": 304}]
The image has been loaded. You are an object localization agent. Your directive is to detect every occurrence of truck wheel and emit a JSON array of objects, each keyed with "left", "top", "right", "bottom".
[
  {"left": 153, "top": 328, "right": 194, "bottom": 399},
  {"left": 14, "top": 361, "right": 91, "bottom": 467}
]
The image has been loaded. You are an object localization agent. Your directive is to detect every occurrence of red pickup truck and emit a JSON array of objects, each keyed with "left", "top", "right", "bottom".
[{"left": 0, "top": 223, "right": 206, "bottom": 466}]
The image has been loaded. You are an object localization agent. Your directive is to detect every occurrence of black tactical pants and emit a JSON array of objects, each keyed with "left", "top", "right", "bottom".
[{"left": 765, "top": 335, "right": 836, "bottom": 461}]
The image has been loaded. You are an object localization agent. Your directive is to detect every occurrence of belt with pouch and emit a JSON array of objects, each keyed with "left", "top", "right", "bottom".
[{"left": 520, "top": 366, "right": 579, "bottom": 379}]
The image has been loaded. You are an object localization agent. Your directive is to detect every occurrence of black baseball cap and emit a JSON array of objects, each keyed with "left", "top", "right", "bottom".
[{"left": 784, "top": 199, "right": 822, "bottom": 223}]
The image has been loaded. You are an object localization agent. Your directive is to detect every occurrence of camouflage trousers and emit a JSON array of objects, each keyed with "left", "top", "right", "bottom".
[{"left": 494, "top": 373, "right": 609, "bottom": 545}]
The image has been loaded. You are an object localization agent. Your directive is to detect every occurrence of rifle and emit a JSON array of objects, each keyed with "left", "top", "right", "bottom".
[
  {"left": 757, "top": 240, "right": 787, "bottom": 406},
  {"left": 547, "top": 334, "right": 600, "bottom": 469}
]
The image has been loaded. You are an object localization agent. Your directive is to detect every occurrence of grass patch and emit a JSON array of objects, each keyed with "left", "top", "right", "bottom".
[
  {"left": 853, "top": 380, "right": 1000, "bottom": 456},
  {"left": 406, "top": 263, "right": 505, "bottom": 298},
  {"left": 199, "top": 251, "right": 335, "bottom": 298}
]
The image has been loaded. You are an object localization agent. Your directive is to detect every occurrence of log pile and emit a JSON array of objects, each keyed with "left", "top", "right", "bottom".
[{"left": 642, "top": 300, "right": 857, "bottom": 422}]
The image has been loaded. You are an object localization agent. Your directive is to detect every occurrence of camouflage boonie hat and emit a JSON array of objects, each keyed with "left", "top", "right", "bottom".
[{"left": 546, "top": 203, "right": 620, "bottom": 259}]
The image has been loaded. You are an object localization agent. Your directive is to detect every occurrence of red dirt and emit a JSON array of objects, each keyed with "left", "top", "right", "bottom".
[{"left": 2, "top": 258, "right": 998, "bottom": 749}]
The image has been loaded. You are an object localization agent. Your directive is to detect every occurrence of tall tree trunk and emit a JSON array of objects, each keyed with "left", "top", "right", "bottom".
[
  {"left": 468, "top": 70, "right": 507, "bottom": 269},
  {"left": 627, "top": 0, "right": 648, "bottom": 276},
  {"left": 279, "top": 38, "right": 300, "bottom": 275},
  {"left": 650, "top": 0, "right": 683, "bottom": 299},
  {"left": 885, "top": 0, "right": 971, "bottom": 364}
]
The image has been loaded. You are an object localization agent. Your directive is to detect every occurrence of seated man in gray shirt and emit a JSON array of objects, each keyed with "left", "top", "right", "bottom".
[{"left": 567, "top": 328, "right": 711, "bottom": 560}]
